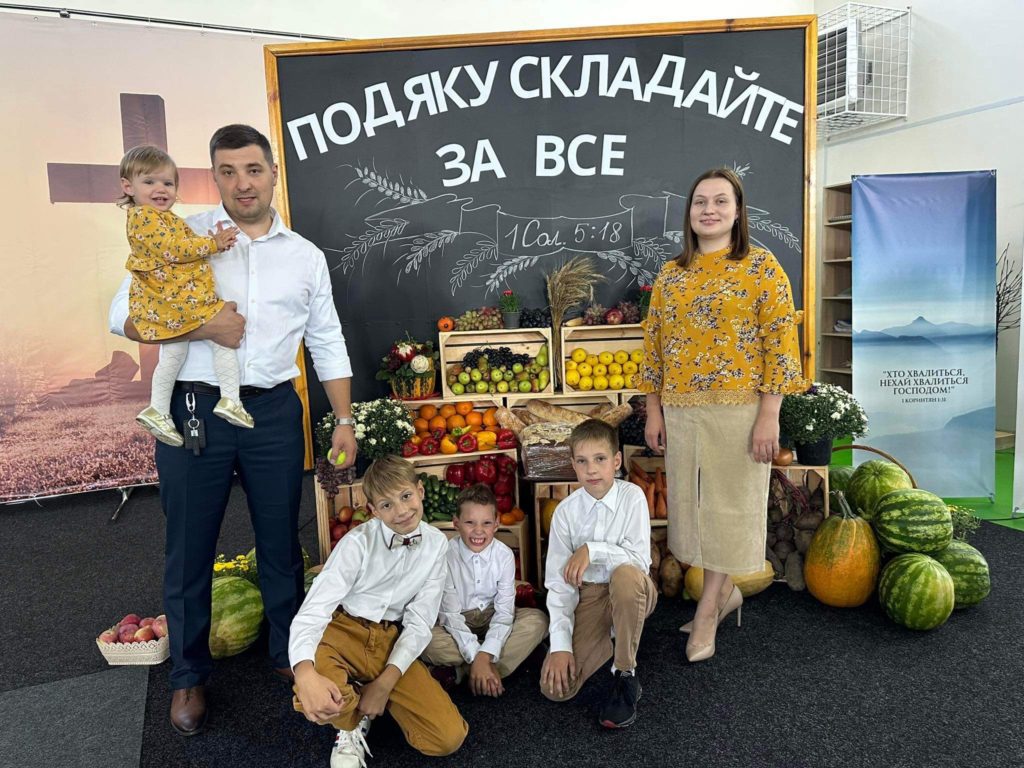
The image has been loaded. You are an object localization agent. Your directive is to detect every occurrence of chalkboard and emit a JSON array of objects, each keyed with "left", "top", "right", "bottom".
[{"left": 266, "top": 19, "right": 816, "bottom": 421}]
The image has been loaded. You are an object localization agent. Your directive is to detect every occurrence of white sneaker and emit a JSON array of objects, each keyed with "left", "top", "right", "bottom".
[{"left": 330, "top": 716, "right": 372, "bottom": 768}]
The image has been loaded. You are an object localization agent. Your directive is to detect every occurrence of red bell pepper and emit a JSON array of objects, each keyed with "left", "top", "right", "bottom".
[
  {"left": 496, "top": 429, "right": 518, "bottom": 449},
  {"left": 457, "top": 433, "right": 478, "bottom": 453},
  {"left": 401, "top": 441, "right": 419, "bottom": 458},
  {"left": 493, "top": 475, "right": 514, "bottom": 497},
  {"left": 419, "top": 436, "right": 440, "bottom": 456},
  {"left": 496, "top": 454, "right": 517, "bottom": 476},
  {"left": 474, "top": 456, "right": 498, "bottom": 486},
  {"left": 515, "top": 582, "right": 538, "bottom": 609},
  {"left": 496, "top": 494, "right": 514, "bottom": 514},
  {"left": 464, "top": 461, "right": 477, "bottom": 484},
  {"left": 444, "top": 463, "right": 466, "bottom": 487}
]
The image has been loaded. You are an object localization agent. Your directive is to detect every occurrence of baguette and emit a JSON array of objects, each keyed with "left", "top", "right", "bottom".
[
  {"left": 495, "top": 407, "right": 527, "bottom": 437},
  {"left": 596, "top": 403, "right": 633, "bottom": 427},
  {"left": 525, "top": 400, "right": 589, "bottom": 425},
  {"left": 587, "top": 403, "right": 613, "bottom": 417}
]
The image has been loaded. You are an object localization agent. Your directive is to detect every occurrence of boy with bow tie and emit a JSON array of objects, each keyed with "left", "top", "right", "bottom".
[{"left": 289, "top": 454, "right": 467, "bottom": 767}]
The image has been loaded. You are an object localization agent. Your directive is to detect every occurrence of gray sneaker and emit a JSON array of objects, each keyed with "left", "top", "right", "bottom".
[{"left": 598, "top": 670, "right": 641, "bottom": 729}]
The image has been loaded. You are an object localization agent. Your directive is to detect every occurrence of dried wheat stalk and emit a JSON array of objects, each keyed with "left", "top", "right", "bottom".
[{"left": 545, "top": 256, "right": 605, "bottom": 387}]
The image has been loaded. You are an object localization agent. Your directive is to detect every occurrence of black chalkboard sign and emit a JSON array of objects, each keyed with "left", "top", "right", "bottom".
[{"left": 266, "top": 18, "right": 816, "bottom": 426}]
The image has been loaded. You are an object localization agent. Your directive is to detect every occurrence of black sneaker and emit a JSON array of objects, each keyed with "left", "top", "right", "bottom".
[{"left": 598, "top": 670, "right": 641, "bottom": 728}]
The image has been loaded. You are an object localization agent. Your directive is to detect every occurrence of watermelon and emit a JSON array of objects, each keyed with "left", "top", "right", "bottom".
[
  {"left": 931, "top": 540, "right": 991, "bottom": 608},
  {"left": 828, "top": 465, "right": 855, "bottom": 494},
  {"left": 873, "top": 488, "right": 953, "bottom": 554},
  {"left": 878, "top": 553, "right": 955, "bottom": 630},
  {"left": 209, "top": 576, "right": 264, "bottom": 659},
  {"left": 846, "top": 460, "right": 913, "bottom": 520}
]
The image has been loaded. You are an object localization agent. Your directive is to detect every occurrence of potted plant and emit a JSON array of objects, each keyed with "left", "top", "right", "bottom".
[
  {"left": 499, "top": 289, "right": 521, "bottom": 328},
  {"left": 779, "top": 382, "right": 869, "bottom": 466},
  {"left": 374, "top": 336, "right": 439, "bottom": 400}
]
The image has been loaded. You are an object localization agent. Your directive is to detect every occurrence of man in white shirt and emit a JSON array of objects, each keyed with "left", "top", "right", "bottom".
[
  {"left": 541, "top": 419, "right": 657, "bottom": 729},
  {"left": 422, "top": 484, "right": 548, "bottom": 695},
  {"left": 108, "top": 125, "right": 357, "bottom": 737},
  {"left": 290, "top": 455, "right": 467, "bottom": 767}
]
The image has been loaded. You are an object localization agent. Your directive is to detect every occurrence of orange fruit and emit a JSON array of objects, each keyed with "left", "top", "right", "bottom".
[
  {"left": 455, "top": 401, "right": 474, "bottom": 416},
  {"left": 469, "top": 424, "right": 482, "bottom": 433},
  {"left": 483, "top": 407, "right": 498, "bottom": 427},
  {"left": 500, "top": 512, "right": 517, "bottom": 526},
  {"left": 413, "top": 417, "right": 429, "bottom": 433},
  {"left": 428, "top": 415, "right": 448, "bottom": 432},
  {"left": 418, "top": 404, "right": 438, "bottom": 420},
  {"left": 511, "top": 506, "right": 525, "bottom": 521},
  {"left": 446, "top": 414, "right": 466, "bottom": 431},
  {"left": 465, "top": 411, "right": 483, "bottom": 427},
  {"left": 439, "top": 404, "right": 457, "bottom": 419}
]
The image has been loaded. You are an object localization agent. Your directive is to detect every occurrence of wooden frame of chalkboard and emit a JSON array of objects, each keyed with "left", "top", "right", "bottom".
[{"left": 265, "top": 17, "right": 818, "bottom": 460}]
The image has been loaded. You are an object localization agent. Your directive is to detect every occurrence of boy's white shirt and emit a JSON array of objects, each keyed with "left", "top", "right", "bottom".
[
  {"left": 438, "top": 537, "right": 516, "bottom": 664},
  {"left": 544, "top": 479, "right": 652, "bottom": 654},
  {"left": 288, "top": 517, "right": 448, "bottom": 674}
]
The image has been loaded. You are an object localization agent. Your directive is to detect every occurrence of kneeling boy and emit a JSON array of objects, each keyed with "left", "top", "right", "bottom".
[
  {"left": 289, "top": 454, "right": 467, "bottom": 767},
  {"left": 541, "top": 419, "right": 656, "bottom": 728},
  {"left": 422, "top": 483, "right": 548, "bottom": 696}
]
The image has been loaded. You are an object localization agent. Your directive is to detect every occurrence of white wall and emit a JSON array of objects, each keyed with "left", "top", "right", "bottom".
[
  {"left": 816, "top": 0, "right": 1024, "bottom": 431},
  {"left": 41, "top": 1, "right": 813, "bottom": 38}
]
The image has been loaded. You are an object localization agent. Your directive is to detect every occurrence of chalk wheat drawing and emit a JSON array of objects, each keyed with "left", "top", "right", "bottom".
[
  {"left": 325, "top": 218, "right": 408, "bottom": 274},
  {"left": 747, "top": 207, "right": 801, "bottom": 253},
  {"left": 343, "top": 163, "right": 428, "bottom": 207},
  {"left": 450, "top": 238, "right": 498, "bottom": 294},
  {"left": 633, "top": 236, "right": 674, "bottom": 268},
  {"left": 395, "top": 230, "right": 459, "bottom": 279},
  {"left": 594, "top": 249, "right": 656, "bottom": 285},
  {"left": 483, "top": 253, "right": 545, "bottom": 294}
]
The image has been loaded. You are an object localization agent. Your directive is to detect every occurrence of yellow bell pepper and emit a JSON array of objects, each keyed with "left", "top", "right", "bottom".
[
  {"left": 440, "top": 435, "right": 459, "bottom": 454},
  {"left": 475, "top": 430, "right": 497, "bottom": 452}
]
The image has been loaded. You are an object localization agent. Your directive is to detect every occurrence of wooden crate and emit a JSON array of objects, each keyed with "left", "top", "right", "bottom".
[
  {"left": 560, "top": 323, "right": 645, "bottom": 397},
  {"left": 622, "top": 445, "right": 830, "bottom": 518},
  {"left": 529, "top": 479, "right": 667, "bottom": 586},
  {"left": 438, "top": 328, "right": 554, "bottom": 401},
  {"left": 314, "top": 448, "right": 520, "bottom": 564}
]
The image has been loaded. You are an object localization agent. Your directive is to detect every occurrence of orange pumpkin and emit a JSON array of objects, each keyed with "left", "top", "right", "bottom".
[
  {"left": 437, "top": 316, "right": 455, "bottom": 332},
  {"left": 804, "top": 491, "right": 881, "bottom": 607}
]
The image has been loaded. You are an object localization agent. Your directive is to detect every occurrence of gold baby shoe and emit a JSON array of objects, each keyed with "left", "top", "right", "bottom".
[
  {"left": 136, "top": 406, "right": 185, "bottom": 447},
  {"left": 213, "top": 398, "right": 255, "bottom": 429}
]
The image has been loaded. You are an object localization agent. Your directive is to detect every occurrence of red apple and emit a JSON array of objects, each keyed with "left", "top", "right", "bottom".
[
  {"left": 118, "top": 624, "right": 139, "bottom": 643},
  {"left": 119, "top": 613, "right": 141, "bottom": 628},
  {"left": 330, "top": 522, "right": 344, "bottom": 540},
  {"left": 152, "top": 615, "right": 168, "bottom": 639},
  {"left": 140, "top": 617, "right": 155, "bottom": 628},
  {"left": 98, "top": 627, "right": 119, "bottom": 644},
  {"left": 134, "top": 626, "right": 156, "bottom": 643}
]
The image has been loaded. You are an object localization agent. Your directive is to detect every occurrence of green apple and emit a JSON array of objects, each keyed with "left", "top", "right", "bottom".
[
  {"left": 470, "top": 369, "right": 483, "bottom": 382},
  {"left": 496, "top": 380, "right": 509, "bottom": 393},
  {"left": 512, "top": 362, "right": 524, "bottom": 373},
  {"left": 475, "top": 380, "right": 489, "bottom": 394},
  {"left": 458, "top": 371, "right": 471, "bottom": 385},
  {"left": 518, "top": 380, "right": 532, "bottom": 393},
  {"left": 451, "top": 382, "right": 465, "bottom": 395},
  {"left": 503, "top": 371, "right": 514, "bottom": 381},
  {"left": 490, "top": 369, "right": 503, "bottom": 382}
]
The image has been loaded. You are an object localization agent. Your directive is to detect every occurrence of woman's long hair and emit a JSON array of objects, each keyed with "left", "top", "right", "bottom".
[{"left": 675, "top": 167, "right": 750, "bottom": 269}]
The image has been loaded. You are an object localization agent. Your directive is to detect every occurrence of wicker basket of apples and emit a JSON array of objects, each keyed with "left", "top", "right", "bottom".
[{"left": 95, "top": 613, "right": 170, "bottom": 665}]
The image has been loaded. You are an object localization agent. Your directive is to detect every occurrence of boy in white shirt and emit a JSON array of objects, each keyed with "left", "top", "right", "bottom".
[
  {"left": 541, "top": 419, "right": 656, "bottom": 728},
  {"left": 422, "top": 484, "right": 548, "bottom": 696},
  {"left": 289, "top": 455, "right": 468, "bottom": 767}
]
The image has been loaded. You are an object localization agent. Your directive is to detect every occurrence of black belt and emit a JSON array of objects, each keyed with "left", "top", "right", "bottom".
[{"left": 177, "top": 381, "right": 287, "bottom": 400}]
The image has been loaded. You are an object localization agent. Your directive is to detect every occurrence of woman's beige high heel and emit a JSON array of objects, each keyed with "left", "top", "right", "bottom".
[
  {"left": 679, "top": 585, "right": 743, "bottom": 633},
  {"left": 684, "top": 587, "right": 743, "bottom": 663}
]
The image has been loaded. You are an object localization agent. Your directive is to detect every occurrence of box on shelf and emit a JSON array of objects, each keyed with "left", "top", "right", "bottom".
[
  {"left": 438, "top": 327, "right": 554, "bottom": 401},
  {"left": 314, "top": 449, "right": 520, "bottom": 564},
  {"left": 560, "top": 323, "right": 645, "bottom": 397},
  {"left": 507, "top": 393, "right": 628, "bottom": 480}
]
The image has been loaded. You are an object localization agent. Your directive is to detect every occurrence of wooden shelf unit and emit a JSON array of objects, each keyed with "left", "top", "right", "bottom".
[{"left": 820, "top": 182, "right": 853, "bottom": 392}]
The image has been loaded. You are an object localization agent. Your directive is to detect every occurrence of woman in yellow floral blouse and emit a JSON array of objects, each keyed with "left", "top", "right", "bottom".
[
  {"left": 638, "top": 168, "right": 807, "bottom": 663},
  {"left": 119, "top": 146, "right": 254, "bottom": 446}
]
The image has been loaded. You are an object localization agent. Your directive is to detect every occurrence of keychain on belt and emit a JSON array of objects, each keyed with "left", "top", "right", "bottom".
[{"left": 182, "top": 392, "right": 207, "bottom": 456}]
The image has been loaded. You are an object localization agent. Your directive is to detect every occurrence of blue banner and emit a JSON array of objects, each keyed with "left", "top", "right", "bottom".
[{"left": 852, "top": 171, "right": 995, "bottom": 497}]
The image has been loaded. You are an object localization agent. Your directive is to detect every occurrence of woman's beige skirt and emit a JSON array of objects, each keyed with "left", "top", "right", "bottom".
[{"left": 664, "top": 402, "right": 770, "bottom": 575}]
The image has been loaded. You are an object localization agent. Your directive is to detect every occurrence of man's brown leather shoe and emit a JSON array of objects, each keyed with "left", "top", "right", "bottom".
[
  {"left": 274, "top": 666, "right": 295, "bottom": 683},
  {"left": 170, "top": 685, "right": 207, "bottom": 736}
]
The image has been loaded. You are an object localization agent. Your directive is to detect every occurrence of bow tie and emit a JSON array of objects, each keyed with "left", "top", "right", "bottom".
[{"left": 389, "top": 533, "right": 422, "bottom": 550}]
